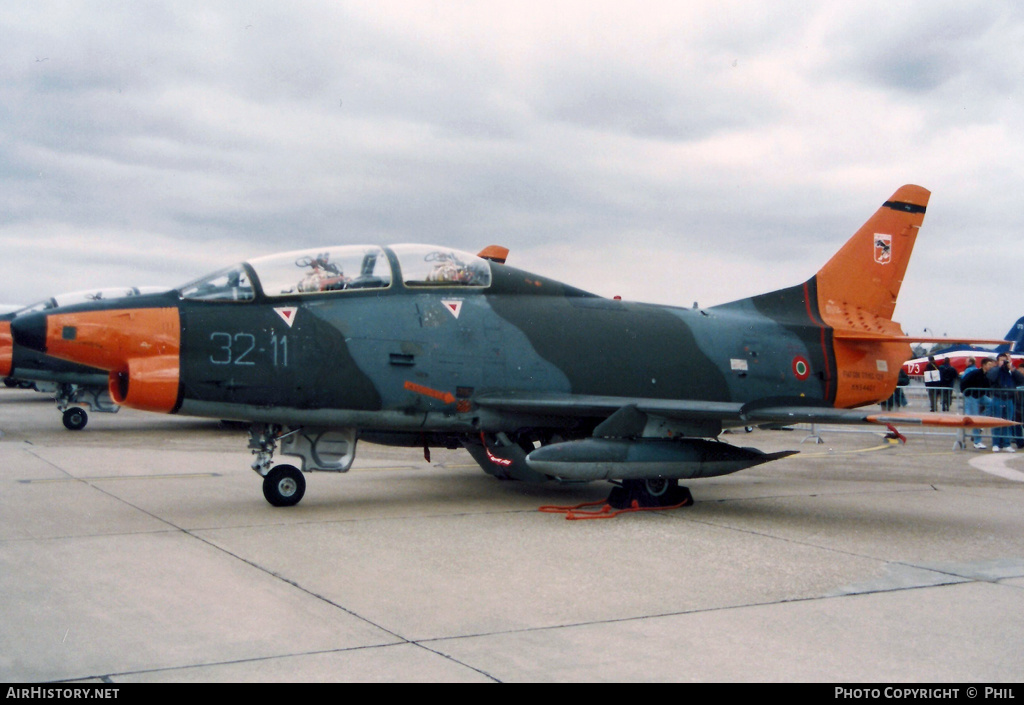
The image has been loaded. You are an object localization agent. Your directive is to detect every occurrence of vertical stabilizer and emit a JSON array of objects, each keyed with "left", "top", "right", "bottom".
[
  {"left": 815, "top": 185, "right": 930, "bottom": 324},
  {"left": 998, "top": 316, "right": 1024, "bottom": 353},
  {"left": 814, "top": 185, "right": 930, "bottom": 407}
]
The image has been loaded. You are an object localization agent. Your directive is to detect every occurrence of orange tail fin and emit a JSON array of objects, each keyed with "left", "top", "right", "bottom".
[
  {"left": 710, "top": 185, "right": 931, "bottom": 409},
  {"left": 815, "top": 184, "right": 930, "bottom": 324},
  {"left": 814, "top": 185, "right": 930, "bottom": 407}
]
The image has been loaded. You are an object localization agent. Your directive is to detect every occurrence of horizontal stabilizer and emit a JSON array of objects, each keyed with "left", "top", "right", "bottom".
[
  {"left": 747, "top": 406, "right": 1016, "bottom": 429},
  {"left": 832, "top": 331, "right": 1009, "bottom": 345},
  {"left": 865, "top": 411, "right": 1017, "bottom": 428}
]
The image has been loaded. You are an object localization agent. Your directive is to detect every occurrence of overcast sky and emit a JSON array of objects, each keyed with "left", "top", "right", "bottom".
[{"left": 3, "top": 1, "right": 1023, "bottom": 338}]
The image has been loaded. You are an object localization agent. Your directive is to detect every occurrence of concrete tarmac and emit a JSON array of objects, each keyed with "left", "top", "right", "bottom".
[{"left": 2, "top": 386, "right": 1023, "bottom": 682}]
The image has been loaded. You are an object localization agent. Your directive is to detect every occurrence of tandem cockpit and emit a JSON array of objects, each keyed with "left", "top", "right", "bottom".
[{"left": 179, "top": 245, "right": 494, "bottom": 302}]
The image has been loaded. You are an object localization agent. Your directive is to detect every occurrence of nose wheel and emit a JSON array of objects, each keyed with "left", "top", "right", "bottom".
[
  {"left": 262, "top": 464, "right": 306, "bottom": 507},
  {"left": 62, "top": 407, "right": 88, "bottom": 431}
]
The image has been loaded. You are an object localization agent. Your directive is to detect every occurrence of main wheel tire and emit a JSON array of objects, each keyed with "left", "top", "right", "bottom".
[
  {"left": 262, "top": 464, "right": 306, "bottom": 507},
  {"left": 609, "top": 478, "right": 692, "bottom": 509},
  {"left": 643, "top": 477, "right": 677, "bottom": 498},
  {"left": 62, "top": 407, "right": 88, "bottom": 431}
]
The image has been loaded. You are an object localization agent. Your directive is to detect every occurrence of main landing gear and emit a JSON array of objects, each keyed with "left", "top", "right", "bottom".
[{"left": 607, "top": 478, "right": 694, "bottom": 509}]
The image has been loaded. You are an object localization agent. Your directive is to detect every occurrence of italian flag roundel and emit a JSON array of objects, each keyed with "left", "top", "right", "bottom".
[{"left": 792, "top": 356, "right": 811, "bottom": 380}]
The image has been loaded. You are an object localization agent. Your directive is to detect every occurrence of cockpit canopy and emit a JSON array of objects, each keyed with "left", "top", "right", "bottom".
[
  {"left": 390, "top": 245, "right": 491, "bottom": 287},
  {"left": 179, "top": 245, "right": 493, "bottom": 302}
]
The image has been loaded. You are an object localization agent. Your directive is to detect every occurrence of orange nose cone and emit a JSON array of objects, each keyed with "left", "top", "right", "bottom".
[
  {"left": 0, "top": 321, "right": 12, "bottom": 377},
  {"left": 45, "top": 307, "right": 182, "bottom": 413},
  {"left": 45, "top": 307, "right": 180, "bottom": 371}
]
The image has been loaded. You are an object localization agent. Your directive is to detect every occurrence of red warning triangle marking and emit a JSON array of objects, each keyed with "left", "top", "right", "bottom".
[
  {"left": 274, "top": 307, "right": 298, "bottom": 328},
  {"left": 442, "top": 300, "right": 463, "bottom": 319}
]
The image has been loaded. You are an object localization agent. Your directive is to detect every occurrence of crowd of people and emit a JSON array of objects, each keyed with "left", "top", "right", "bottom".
[{"left": 893, "top": 353, "right": 1024, "bottom": 451}]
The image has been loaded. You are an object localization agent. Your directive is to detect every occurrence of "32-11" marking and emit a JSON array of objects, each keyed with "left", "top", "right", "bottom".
[{"left": 209, "top": 332, "right": 289, "bottom": 367}]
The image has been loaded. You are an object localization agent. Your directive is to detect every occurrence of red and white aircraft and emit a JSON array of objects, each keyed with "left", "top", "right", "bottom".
[{"left": 902, "top": 316, "right": 1024, "bottom": 377}]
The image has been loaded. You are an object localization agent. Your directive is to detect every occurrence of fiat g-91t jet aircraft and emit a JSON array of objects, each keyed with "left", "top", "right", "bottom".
[{"left": 11, "top": 186, "right": 1013, "bottom": 507}]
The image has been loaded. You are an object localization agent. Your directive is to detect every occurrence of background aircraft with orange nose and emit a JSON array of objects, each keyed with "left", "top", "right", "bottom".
[
  {"left": 1, "top": 288, "right": 167, "bottom": 429},
  {"left": 11, "top": 186, "right": 1014, "bottom": 507}
]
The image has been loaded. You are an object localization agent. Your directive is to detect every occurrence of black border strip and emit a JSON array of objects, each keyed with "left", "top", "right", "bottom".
[{"left": 883, "top": 200, "right": 926, "bottom": 214}]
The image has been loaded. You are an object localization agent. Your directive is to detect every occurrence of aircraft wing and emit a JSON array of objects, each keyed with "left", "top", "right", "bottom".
[
  {"left": 473, "top": 392, "right": 1014, "bottom": 429},
  {"left": 474, "top": 391, "right": 744, "bottom": 421}
]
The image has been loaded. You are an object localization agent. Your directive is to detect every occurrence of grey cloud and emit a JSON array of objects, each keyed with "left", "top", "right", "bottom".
[
  {"left": 822, "top": 4, "right": 1023, "bottom": 98},
  {"left": 0, "top": 2, "right": 1022, "bottom": 339}
]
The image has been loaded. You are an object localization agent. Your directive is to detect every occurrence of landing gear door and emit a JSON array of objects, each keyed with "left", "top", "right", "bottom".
[{"left": 280, "top": 427, "right": 357, "bottom": 473}]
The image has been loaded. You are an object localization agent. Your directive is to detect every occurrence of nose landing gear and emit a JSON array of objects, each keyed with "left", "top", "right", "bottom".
[
  {"left": 54, "top": 383, "right": 119, "bottom": 431},
  {"left": 247, "top": 423, "right": 357, "bottom": 507},
  {"left": 61, "top": 406, "right": 88, "bottom": 431},
  {"left": 262, "top": 464, "right": 305, "bottom": 507}
]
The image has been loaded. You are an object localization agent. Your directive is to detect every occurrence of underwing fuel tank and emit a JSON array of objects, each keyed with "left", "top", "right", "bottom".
[{"left": 525, "top": 438, "right": 798, "bottom": 482}]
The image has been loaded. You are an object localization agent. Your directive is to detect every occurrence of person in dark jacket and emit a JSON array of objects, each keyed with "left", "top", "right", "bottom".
[
  {"left": 961, "top": 357, "right": 995, "bottom": 449},
  {"left": 882, "top": 368, "right": 910, "bottom": 410},
  {"left": 985, "top": 353, "right": 1024, "bottom": 452},
  {"left": 938, "top": 357, "right": 959, "bottom": 411}
]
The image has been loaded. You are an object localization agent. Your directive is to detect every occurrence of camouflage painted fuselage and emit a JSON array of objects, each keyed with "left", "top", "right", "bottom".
[
  {"left": 22, "top": 258, "right": 875, "bottom": 437},
  {"left": 21, "top": 187, "right": 978, "bottom": 496}
]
